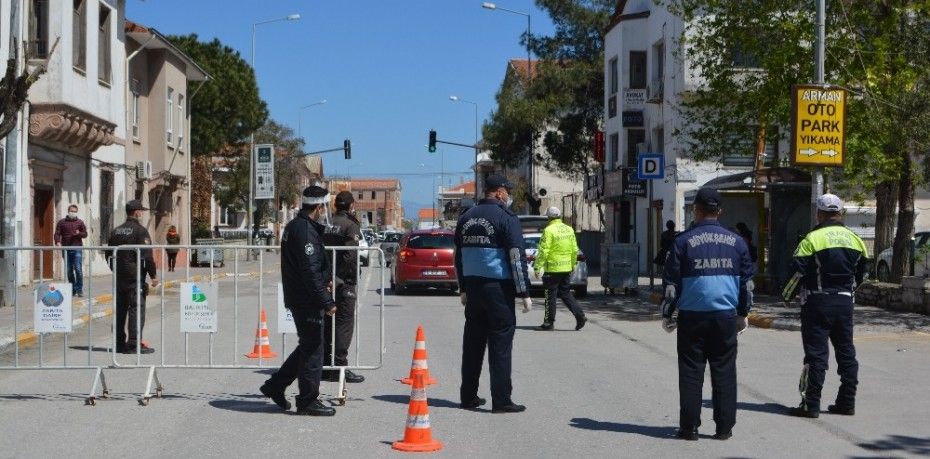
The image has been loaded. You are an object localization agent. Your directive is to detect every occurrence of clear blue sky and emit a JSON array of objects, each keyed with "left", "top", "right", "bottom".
[{"left": 128, "top": 0, "right": 555, "bottom": 213}]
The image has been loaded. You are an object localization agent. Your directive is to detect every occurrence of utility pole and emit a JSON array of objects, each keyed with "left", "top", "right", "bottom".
[{"left": 811, "top": 0, "right": 826, "bottom": 225}]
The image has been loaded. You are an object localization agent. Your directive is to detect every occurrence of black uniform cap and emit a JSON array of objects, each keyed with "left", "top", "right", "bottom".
[
  {"left": 125, "top": 199, "right": 148, "bottom": 212},
  {"left": 485, "top": 174, "right": 513, "bottom": 192},
  {"left": 694, "top": 187, "right": 722, "bottom": 212},
  {"left": 335, "top": 191, "right": 355, "bottom": 209}
]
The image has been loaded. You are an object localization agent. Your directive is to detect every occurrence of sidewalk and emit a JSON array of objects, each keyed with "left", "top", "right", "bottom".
[
  {"left": 580, "top": 277, "right": 930, "bottom": 334},
  {"left": 0, "top": 259, "right": 278, "bottom": 353}
]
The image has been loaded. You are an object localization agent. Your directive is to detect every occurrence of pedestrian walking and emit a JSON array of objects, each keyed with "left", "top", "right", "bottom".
[
  {"left": 783, "top": 193, "right": 869, "bottom": 418},
  {"left": 735, "top": 222, "right": 758, "bottom": 263},
  {"left": 320, "top": 191, "right": 365, "bottom": 384},
  {"left": 165, "top": 225, "right": 180, "bottom": 272},
  {"left": 661, "top": 187, "right": 754, "bottom": 440},
  {"left": 260, "top": 185, "right": 337, "bottom": 416},
  {"left": 54, "top": 204, "right": 88, "bottom": 297},
  {"left": 534, "top": 206, "right": 586, "bottom": 331},
  {"left": 654, "top": 220, "right": 677, "bottom": 267},
  {"left": 454, "top": 173, "right": 533, "bottom": 413},
  {"left": 106, "top": 200, "right": 159, "bottom": 354}
]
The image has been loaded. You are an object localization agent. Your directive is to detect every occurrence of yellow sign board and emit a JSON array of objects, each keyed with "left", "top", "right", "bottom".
[{"left": 792, "top": 85, "right": 847, "bottom": 167}]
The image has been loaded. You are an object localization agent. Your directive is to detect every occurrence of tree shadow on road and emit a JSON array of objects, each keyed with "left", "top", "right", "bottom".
[
  {"left": 701, "top": 400, "right": 788, "bottom": 415},
  {"left": 855, "top": 434, "right": 930, "bottom": 457},
  {"left": 569, "top": 417, "right": 678, "bottom": 439},
  {"left": 372, "top": 394, "right": 462, "bottom": 409},
  {"left": 575, "top": 294, "right": 661, "bottom": 323}
]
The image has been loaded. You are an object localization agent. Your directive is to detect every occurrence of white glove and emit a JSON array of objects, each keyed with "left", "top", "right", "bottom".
[
  {"left": 460, "top": 293, "right": 467, "bottom": 306},
  {"left": 521, "top": 297, "right": 533, "bottom": 313},
  {"left": 736, "top": 316, "right": 748, "bottom": 335},
  {"left": 662, "top": 317, "right": 677, "bottom": 333}
]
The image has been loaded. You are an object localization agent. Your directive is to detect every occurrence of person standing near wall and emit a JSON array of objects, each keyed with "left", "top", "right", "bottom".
[{"left": 54, "top": 204, "right": 88, "bottom": 297}]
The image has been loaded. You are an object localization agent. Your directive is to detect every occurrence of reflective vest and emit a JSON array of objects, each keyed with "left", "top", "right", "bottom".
[{"left": 534, "top": 219, "right": 578, "bottom": 274}]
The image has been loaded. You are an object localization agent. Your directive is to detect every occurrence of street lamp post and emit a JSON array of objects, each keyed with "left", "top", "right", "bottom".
[
  {"left": 298, "top": 99, "right": 327, "bottom": 148},
  {"left": 482, "top": 2, "right": 535, "bottom": 203},
  {"left": 248, "top": 13, "right": 300, "bottom": 247},
  {"left": 449, "top": 96, "right": 478, "bottom": 198}
]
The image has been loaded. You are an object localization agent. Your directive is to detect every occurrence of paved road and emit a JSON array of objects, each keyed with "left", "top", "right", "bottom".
[{"left": 1, "top": 251, "right": 928, "bottom": 458}]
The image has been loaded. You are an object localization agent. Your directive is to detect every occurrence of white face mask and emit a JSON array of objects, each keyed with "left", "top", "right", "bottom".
[
  {"left": 505, "top": 196, "right": 513, "bottom": 208},
  {"left": 67, "top": 212, "right": 78, "bottom": 219}
]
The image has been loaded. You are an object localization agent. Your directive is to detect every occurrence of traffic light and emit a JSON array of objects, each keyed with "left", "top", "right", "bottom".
[
  {"left": 343, "top": 139, "right": 352, "bottom": 160},
  {"left": 428, "top": 130, "right": 437, "bottom": 152}
]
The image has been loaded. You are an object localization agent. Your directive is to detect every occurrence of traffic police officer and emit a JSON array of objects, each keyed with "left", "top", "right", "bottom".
[
  {"left": 784, "top": 193, "right": 868, "bottom": 418},
  {"left": 662, "top": 188, "right": 754, "bottom": 440},
  {"left": 320, "top": 191, "right": 365, "bottom": 384},
  {"left": 454, "top": 174, "right": 533, "bottom": 413},
  {"left": 261, "top": 185, "right": 337, "bottom": 416},
  {"left": 107, "top": 200, "right": 158, "bottom": 354},
  {"left": 534, "top": 206, "right": 586, "bottom": 331}
]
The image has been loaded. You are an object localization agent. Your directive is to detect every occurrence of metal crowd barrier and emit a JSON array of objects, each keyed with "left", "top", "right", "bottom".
[{"left": 0, "top": 244, "right": 386, "bottom": 407}]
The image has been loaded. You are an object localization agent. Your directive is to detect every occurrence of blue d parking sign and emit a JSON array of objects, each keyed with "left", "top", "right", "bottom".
[{"left": 637, "top": 154, "right": 665, "bottom": 180}]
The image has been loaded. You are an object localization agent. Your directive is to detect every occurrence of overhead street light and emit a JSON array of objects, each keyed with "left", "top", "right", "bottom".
[
  {"left": 298, "top": 99, "right": 327, "bottom": 144},
  {"left": 449, "top": 95, "right": 479, "bottom": 198},
  {"left": 248, "top": 13, "right": 300, "bottom": 245}
]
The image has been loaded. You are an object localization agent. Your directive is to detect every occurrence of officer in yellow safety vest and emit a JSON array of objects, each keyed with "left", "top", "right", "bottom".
[{"left": 534, "top": 207, "right": 587, "bottom": 331}]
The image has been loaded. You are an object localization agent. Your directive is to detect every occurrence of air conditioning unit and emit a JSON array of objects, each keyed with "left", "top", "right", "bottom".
[{"left": 136, "top": 160, "right": 153, "bottom": 180}]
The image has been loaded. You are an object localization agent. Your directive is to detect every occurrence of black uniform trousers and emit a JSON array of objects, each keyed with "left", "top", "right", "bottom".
[
  {"left": 800, "top": 294, "right": 858, "bottom": 410},
  {"left": 324, "top": 284, "right": 356, "bottom": 367},
  {"left": 677, "top": 312, "right": 738, "bottom": 434},
  {"left": 461, "top": 277, "right": 516, "bottom": 407},
  {"left": 115, "top": 282, "right": 147, "bottom": 348},
  {"left": 265, "top": 306, "right": 325, "bottom": 404},
  {"left": 542, "top": 272, "right": 584, "bottom": 325}
]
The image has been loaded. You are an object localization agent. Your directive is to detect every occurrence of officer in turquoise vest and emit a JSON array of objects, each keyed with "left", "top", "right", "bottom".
[{"left": 534, "top": 206, "right": 586, "bottom": 331}]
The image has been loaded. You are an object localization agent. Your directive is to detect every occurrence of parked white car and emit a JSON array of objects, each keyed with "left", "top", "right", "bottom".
[
  {"left": 524, "top": 232, "right": 588, "bottom": 297},
  {"left": 875, "top": 231, "right": 930, "bottom": 281},
  {"left": 358, "top": 230, "right": 370, "bottom": 267}
]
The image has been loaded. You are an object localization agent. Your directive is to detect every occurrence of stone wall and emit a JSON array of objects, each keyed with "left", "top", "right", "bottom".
[{"left": 856, "top": 282, "right": 905, "bottom": 311}]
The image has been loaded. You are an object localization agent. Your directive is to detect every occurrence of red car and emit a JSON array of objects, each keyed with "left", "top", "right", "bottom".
[{"left": 390, "top": 229, "right": 458, "bottom": 295}]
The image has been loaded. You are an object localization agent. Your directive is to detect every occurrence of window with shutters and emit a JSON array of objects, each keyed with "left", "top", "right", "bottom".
[
  {"left": 98, "top": 5, "right": 111, "bottom": 84},
  {"left": 72, "top": 0, "right": 86, "bottom": 72}
]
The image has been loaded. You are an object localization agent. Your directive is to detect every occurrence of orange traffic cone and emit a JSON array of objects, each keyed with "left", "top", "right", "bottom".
[
  {"left": 392, "top": 373, "right": 443, "bottom": 453},
  {"left": 245, "top": 308, "right": 277, "bottom": 359},
  {"left": 401, "top": 325, "right": 437, "bottom": 386}
]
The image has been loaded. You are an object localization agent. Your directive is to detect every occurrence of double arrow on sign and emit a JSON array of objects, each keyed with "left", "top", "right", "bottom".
[{"left": 800, "top": 148, "right": 838, "bottom": 157}]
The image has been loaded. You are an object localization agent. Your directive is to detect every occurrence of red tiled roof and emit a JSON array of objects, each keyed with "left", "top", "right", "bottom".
[
  {"left": 509, "top": 59, "right": 539, "bottom": 81},
  {"left": 448, "top": 180, "right": 475, "bottom": 194},
  {"left": 125, "top": 20, "right": 150, "bottom": 34},
  {"left": 418, "top": 208, "right": 437, "bottom": 220},
  {"left": 346, "top": 179, "right": 401, "bottom": 190}
]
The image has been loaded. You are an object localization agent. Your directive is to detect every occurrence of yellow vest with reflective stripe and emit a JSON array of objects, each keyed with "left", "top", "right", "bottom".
[{"left": 534, "top": 219, "right": 578, "bottom": 273}]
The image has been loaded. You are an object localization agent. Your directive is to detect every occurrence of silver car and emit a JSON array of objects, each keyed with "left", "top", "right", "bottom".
[
  {"left": 524, "top": 232, "right": 588, "bottom": 297},
  {"left": 875, "top": 231, "right": 930, "bottom": 281}
]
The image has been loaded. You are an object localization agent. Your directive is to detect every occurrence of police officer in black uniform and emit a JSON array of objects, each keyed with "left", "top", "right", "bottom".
[
  {"left": 107, "top": 200, "right": 158, "bottom": 354},
  {"left": 260, "top": 185, "right": 337, "bottom": 416},
  {"left": 454, "top": 174, "right": 533, "bottom": 413},
  {"left": 784, "top": 193, "right": 869, "bottom": 418},
  {"left": 320, "top": 191, "right": 365, "bottom": 384}
]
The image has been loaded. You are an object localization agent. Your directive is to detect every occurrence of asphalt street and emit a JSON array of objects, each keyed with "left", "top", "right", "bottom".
[{"left": 1, "top": 250, "right": 929, "bottom": 458}]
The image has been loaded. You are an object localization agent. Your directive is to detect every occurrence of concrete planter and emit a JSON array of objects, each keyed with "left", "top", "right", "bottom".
[{"left": 901, "top": 276, "right": 930, "bottom": 314}]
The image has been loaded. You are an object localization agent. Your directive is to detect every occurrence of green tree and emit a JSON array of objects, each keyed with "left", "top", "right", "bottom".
[
  {"left": 660, "top": 0, "right": 930, "bottom": 282},
  {"left": 482, "top": 0, "right": 614, "bottom": 221},
  {"left": 213, "top": 120, "right": 307, "bottom": 225},
  {"left": 167, "top": 34, "right": 269, "bottom": 231}
]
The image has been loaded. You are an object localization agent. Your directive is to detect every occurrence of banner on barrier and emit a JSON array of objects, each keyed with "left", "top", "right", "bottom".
[
  {"left": 34, "top": 283, "right": 73, "bottom": 333},
  {"left": 180, "top": 282, "right": 219, "bottom": 332},
  {"left": 277, "top": 282, "right": 296, "bottom": 334}
]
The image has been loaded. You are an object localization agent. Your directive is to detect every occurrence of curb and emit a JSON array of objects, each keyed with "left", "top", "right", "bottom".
[
  {"left": 747, "top": 312, "right": 801, "bottom": 332},
  {"left": 0, "top": 269, "right": 271, "bottom": 353}
]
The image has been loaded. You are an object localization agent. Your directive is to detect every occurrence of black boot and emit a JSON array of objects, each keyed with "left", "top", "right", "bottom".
[
  {"left": 827, "top": 404, "right": 855, "bottom": 416},
  {"left": 575, "top": 315, "right": 587, "bottom": 331},
  {"left": 259, "top": 384, "right": 291, "bottom": 411},
  {"left": 295, "top": 399, "right": 336, "bottom": 416},
  {"left": 460, "top": 397, "right": 486, "bottom": 410},
  {"left": 676, "top": 428, "right": 699, "bottom": 441},
  {"left": 536, "top": 323, "right": 553, "bottom": 331},
  {"left": 344, "top": 370, "right": 365, "bottom": 383},
  {"left": 787, "top": 403, "right": 819, "bottom": 418}
]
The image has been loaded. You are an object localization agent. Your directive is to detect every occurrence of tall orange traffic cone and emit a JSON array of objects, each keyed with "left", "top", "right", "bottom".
[
  {"left": 245, "top": 308, "right": 277, "bottom": 359},
  {"left": 392, "top": 373, "right": 443, "bottom": 453},
  {"left": 401, "top": 325, "right": 437, "bottom": 386}
]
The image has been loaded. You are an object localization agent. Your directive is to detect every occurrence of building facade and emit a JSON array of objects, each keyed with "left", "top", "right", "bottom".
[
  {"left": 125, "top": 20, "right": 208, "bottom": 260},
  {"left": 601, "top": 0, "right": 777, "bottom": 271},
  {"left": 2, "top": 0, "right": 128, "bottom": 292},
  {"left": 326, "top": 178, "right": 403, "bottom": 230}
]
